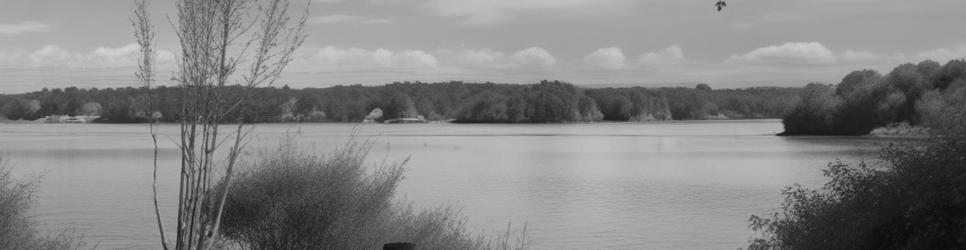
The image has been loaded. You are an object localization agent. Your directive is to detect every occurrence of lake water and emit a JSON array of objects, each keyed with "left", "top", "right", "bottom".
[{"left": 0, "top": 120, "right": 881, "bottom": 249}]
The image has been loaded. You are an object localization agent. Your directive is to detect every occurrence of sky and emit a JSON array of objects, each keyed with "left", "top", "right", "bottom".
[{"left": 1, "top": 0, "right": 966, "bottom": 93}]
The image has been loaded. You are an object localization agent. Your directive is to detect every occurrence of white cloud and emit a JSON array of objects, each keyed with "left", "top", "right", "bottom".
[
  {"left": 308, "top": 14, "right": 393, "bottom": 25},
  {"left": 449, "top": 49, "right": 505, "bottom": 68},
  {"left": 0, "top": 49, "right": 27, "bottom": 65},
  {"left": 442, "top": 47, "right": 557, "bottom": 69},
  {"left": 0, "top": 21, "right": 50, "bottom": 35},
  {"left": 422, "top": 0, "right": 629, "bottom": 26},
  {"left": 913, "top": 44, "right": 966, "bottom": 63},
  {"left": 583, "top": 47, "right": 625, "bottom": 70},
  {"left": 836, "top": 44, "right": 966, "bottom": 66},
  {"left": 362, "top": 19, "right": 393, "bottom": 24},
  {"left": 731, "top": 12, "right": 807, "bottom": 30},
  {"left": 293, "top": 46, "right": 558, "bottom": 73},
  {"left": 839, "top": 49, "right": 886, "bottom": 62},
  {"left": 308, "top": 15, "right": 364, "bottom": 24},
  {"left": 727, "top": 42, "right": 837, "bottom": 65},
  {"left": 393, "top": 50, "right": 440, "bottom": 68},
  {"left": 298, "top": 46, "right": 440, "bottom": 70},
  {"left": 0, "top": 44, "right": 175, "bottom": 69},
  {"left": 27, "top": 45, "right": 71, "bottom": 67},
  {"left": 313, "top": 0, "right": 346, "bottom": 3},
  {"left": 638, "top": 45, "right": 685, "bottom": 66},
  {"left": 508, "top": 47, "right": 557, "bottom": 68}
]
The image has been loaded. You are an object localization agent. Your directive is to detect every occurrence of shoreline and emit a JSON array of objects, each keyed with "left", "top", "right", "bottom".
[{"left": 0, "top": 118, "right": 784, "bottom": 125}]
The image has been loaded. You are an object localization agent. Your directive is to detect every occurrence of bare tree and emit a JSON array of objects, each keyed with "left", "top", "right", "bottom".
[
  {"left": 132, "top": 1, "right": 168, "bottom": 249},
  {"left": 132, "top": 0, "right": 307, "bottom": 249}
]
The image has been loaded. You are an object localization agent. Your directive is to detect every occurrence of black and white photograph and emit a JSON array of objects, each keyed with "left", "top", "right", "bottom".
[{"left": 2, "top": 0, "right": 966, "bottom": 249}]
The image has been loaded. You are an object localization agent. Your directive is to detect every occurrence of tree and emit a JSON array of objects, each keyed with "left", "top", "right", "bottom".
[
  {"left": 751, "top": 99, "right": 966, "bottom": 249},
  {"left": 916, "top": 60, "right": 941, "bottom": 78},
  {"left": 132, "top": 0, "right": 307, "bottom": 249},
  {"left": 884, "top": 63, "right": 926, "bottom": 122},
  {"left": 77, "top": 102, "right": 103, "bottom": 116},
  {"left": 456, "top": 91, "right": 509, "bottom": 122},
  {"left": 0, "top": 99, "right": 31, "bottom": 120},
  {"left": 931, "top": 59, "right": 966, "bottom": 90},
  {"left": 695, "top": 83, "right": 712, "bottom": 91},
  {"left": 293, "top": 94, "right": 320, "bottom": 119},
  {"left": 836, "top": 69, "right": 882, "bottom": 98}
]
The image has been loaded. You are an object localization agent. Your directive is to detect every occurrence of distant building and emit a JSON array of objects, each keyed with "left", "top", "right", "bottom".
[
  {"left": 38, "top": 115, "right": 100, "bottom": 123},
  {"left": 362, "top": 108, "right": 384, "bottom": 123}
]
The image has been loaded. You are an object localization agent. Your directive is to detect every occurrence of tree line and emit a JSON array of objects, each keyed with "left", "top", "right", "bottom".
[
  {"left": 0, "top": 80, "right": 803, "bottom": 123},
  {"left": 781, "top": 59, "right": 966, "bottom": 135}
]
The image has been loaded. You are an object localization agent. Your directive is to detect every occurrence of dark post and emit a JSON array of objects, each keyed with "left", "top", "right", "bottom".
[{"left": 383, "top": 242, "right": 416, "bottom": 250}]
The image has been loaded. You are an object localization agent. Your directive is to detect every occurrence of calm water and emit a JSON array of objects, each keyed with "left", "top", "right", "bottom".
[{"left": 0, "top": 120, "right": 880, "bottom": 249}]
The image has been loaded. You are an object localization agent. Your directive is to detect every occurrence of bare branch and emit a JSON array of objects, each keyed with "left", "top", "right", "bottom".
[
  {"left": 132, "top": 1, "right": 170, "bottom": 249},
  {"left": 134, "top": 0, "right": 309, "bottom": 249}
]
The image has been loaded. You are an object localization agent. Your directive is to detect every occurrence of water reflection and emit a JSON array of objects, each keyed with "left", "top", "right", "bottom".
[{"left": 0, "top": 120, "right": 878, "bottom": 249}]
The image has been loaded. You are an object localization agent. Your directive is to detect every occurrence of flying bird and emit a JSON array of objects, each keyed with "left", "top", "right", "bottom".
[{"left": 716, "top": 0, "right": 727, "bottom": 11}]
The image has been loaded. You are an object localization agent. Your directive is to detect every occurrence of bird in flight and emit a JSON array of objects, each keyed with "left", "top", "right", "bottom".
[{"left": 716, "top": 0, "right": 727, "bottom": 11}]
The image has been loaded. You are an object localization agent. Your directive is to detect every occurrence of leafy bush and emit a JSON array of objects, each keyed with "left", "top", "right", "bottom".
[
  {"left": 0, "top": 158, "right": 85, "bottom": 250},
  {"left": 750, "top": 100, "right": 966, "bottom": 249},
  {"left": 215, "top": 139, "right": 528, "bottom": 250},
  {"left": 779, "top": 83, "right": 842, "bottom": 135}
]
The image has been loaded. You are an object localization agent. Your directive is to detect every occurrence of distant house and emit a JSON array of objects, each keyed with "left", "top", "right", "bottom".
[
  {"left": 38, "top": 115, "right": 100, "bottom": 123},
  {"left": 362, "top": 108, "right": 384, "bottom": 123},
  {"left": 384, "top": 115, "right": 427, "bottom": 124}
]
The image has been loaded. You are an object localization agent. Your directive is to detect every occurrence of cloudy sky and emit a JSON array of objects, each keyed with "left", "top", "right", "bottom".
[{"left": 1, "top": 0, "right": 965, "bottom": 93}]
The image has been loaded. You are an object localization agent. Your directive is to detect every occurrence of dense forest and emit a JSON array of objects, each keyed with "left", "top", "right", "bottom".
[
  {"left": 781, "top": 59, "right": 966, "bottom": 135},
  {"left": 0, "top": 80, "right": 802, "bottom": 124}
]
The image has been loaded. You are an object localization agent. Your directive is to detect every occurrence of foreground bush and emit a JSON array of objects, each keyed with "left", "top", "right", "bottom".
[
  {"left": 215, "top": 140, "right": 528, "bottom": 250},
  {"left": 750, "top": 100, "right": 966, "bottom": 248},
  {"left": 0, "top": 158, "right": 85, "bottom": 250}
]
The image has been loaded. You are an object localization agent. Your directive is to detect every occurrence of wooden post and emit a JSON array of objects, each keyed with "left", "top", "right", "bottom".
[{"left": 383, "top": 242, "right": 415, "bottom": 250}]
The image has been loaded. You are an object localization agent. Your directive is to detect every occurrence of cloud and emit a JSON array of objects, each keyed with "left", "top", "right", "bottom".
[
  {"left": 442, "top": 47, "right": 557, "bottom": 69},
  {"left": 308, "top": 14, "right": 393, "bottom": 25},
  {"left": 0, "top": 21, "right": 51, "bottom": 35},
  {"left": 0, "top": 49, "right": 28, "bottom": 65},
  {"left": 913, "top": 44, "right": 966, "bottom": 63},
  {"left": 730, "top": 12, "right": 807, "bottom": 29},
  {"left": 836, "top": 44, "right": 966, "bottom": 66},
  {"left": 448, "top": 49, "right": 505, "bottom": 68},
  {"left": 308, "top": 15, "right": 364, "bottom": 24},
  {"left": 362, "top": 19, "right": 393, "bottom": 24},
  {"left": 298, "top": 46, "right": 440, "bottom": 70},
  {"left": 508, "top": 47, "right": 557, "bottom": 68},
  {"left": 293, "top": 46, "right": 557, "bottom": 72},
  {"left": 26, "top": 45, "right": 70, "bottom": 67},
  {"left": 422, "top": 0, "right": 628, "bottom": 26},
  {"left": 583, "top": 47, "right": 625, "bottom": 70},
  {"left": 638, "top": 45, "right": 685, "bottom": 66},
  {"left": 0, "top": 44, "right": 176, "bottom": 69},
  {"left": 727, "top": 42, "right": 837, "bottom": 65},
  {"left": 313, "top": 0, "right": 346, "bottom": 3}
]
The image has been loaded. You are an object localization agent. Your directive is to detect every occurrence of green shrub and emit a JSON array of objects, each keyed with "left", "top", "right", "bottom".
[
  {"left": 0, "top": 158, "right": 85, "bottom": 250},
  {"left": 750, "top": 100, "right": 966, "bottom": 249},
  {"left": 215, "top": 139, "right": 527, "bottom": 250}
]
